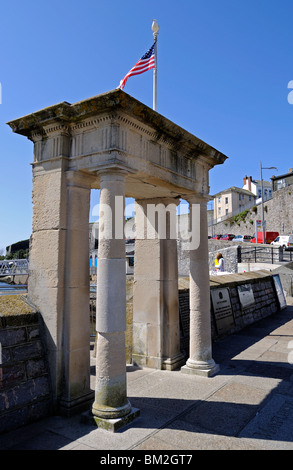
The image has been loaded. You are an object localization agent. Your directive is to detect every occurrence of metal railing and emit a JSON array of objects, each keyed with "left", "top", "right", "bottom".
[
  {"left": 0, "top": 259, "right": 29, "bottom": 276},
  {"left": 237, "top": 245, "right": 284, "bottom": 264},
  {"left": 283, "top": 249, "right": 293, "bottom": 262}
]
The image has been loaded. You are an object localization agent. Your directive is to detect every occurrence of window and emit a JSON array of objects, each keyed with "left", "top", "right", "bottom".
[
  {"left": 239, "top": 194, "right": 241, "bottom": 201},
  {"left": 249, "top": 196, "right": 251, "bottom": 201},
  {"left": 225, "top": 208, "right": 228, "bottom": 215},
  {"left": 218, "top": 196, "right": 221, "bottom": 203},
  {"left": 225, "top": 197, "right": 228, "bottom": 204},
  {"left": 218, "top": 207, "right": 221, "bottom": 215}
]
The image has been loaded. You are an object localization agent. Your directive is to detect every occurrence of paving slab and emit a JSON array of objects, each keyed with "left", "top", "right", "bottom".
[
  {"left": 229, "top": 373, "right": 282, "bottom": 392},
  {"left": 239, "top": 394, "right": 293, "bottom": 450},
  {"left": 151, "top": 420, "right": 261, "bottom": 450},
  {"left": 177, "top": 400, "right": 258, "bottom": 437}
]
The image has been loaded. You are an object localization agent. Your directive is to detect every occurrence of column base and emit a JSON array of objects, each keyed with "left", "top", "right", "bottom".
[
  {"left": 181, "top": 358, "right": 220, "bottom": 377},
  {"left": 92, "top": 399, "right": 132, "bottom": 420},
  {"left": 82, "top": 407, "right": 140, "bottom": 432},
  {"left": 162, "top": 353, "right": 186, "bottom": 371},
  {"left": 133, "top": 353, "right": 186, "bottom": 371},
  {"left": 58, "top": 390, "right": 95, "bottom": 417},
  {"left": 132, "top": 354, "right": 161, "bottom": 369}
]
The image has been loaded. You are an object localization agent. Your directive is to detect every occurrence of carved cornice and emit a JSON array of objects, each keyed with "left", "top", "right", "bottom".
[
  {"left": 70, "top": 113, "right": 157, "bottom": 141},
  {"left": 7, "top": 89, "right": 228, "bottom": 168}
]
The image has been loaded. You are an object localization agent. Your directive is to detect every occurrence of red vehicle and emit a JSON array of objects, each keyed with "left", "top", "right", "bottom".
[
  {"left": 211, "top": 234, "right": 222, "bottom": 240},
  {"left": 219, "top": 234, "right": 235, "bottom": 241},
  {"left": 250, "top": 231, "right": 279, "bottom": 244}
]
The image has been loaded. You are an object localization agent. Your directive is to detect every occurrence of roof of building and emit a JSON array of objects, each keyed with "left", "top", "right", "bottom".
[
  {"left": 250, "top": 179, "right": 272, "bottom": 187},
  {"left": 271, "top": 170, "right": 293, "bottom": 181},
  {"left": 213, "top": 186, "right": 256, "bottom": 197}
]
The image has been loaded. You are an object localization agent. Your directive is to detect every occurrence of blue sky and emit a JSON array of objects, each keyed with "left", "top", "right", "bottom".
[{"left": 1, "top": 0, "right": 293, "bottom": 252}]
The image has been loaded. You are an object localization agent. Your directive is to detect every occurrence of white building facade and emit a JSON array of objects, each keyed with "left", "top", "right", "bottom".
[
  {"left": 213, "top": 186, "right": 256, "bottom": 222},
  {"left": 243, "top": 175, "right": 272, "bottom": 202}
]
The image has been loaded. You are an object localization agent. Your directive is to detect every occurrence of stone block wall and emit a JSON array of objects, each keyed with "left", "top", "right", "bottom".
[
  {"left": 210, "top": 275, "right": 279, "bottom": 340},
  {"left": 178, "top": 272, "right": 281, "bottom": 358},
  {"left": 0, "top": 298, "right": 52, "bottom": 434}
]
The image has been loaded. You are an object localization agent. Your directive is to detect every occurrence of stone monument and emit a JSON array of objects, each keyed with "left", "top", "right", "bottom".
[{"left": 7, "top": 89, "right": 227, "bottom": 426}]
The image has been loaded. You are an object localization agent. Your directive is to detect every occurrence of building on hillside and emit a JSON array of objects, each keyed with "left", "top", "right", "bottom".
[
  {"left": 213, "top": 186, "right": 256, "bottom": 222},
  {"left": 271, "top": 169, "right": 293, "bottom": 192},
  {"left": 243, "top": 175, "right": 273, "bottom": 202}
]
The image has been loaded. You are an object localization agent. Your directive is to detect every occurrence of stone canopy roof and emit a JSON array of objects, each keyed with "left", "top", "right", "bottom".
[{"left": 7, "top": 89, "right": 228, "bottom": 169}]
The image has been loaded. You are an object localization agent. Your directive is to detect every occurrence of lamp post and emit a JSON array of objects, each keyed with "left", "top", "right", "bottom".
[{"left": 260, "top": 162, "right": 277, "bottom": 244}]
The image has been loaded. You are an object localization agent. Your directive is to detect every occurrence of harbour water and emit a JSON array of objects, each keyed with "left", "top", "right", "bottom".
[{"left": 0, "top": 281, "right": 27, "bottom": 295}]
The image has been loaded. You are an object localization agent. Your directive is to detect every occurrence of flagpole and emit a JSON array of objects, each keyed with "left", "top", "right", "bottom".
[{"left": 152, "top": 20, "right": 159, "bottom": 111}]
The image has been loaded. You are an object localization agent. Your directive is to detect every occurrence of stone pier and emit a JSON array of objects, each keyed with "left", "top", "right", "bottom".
[{"left": 133, "top": 197, "right": 185, "bottom": 370}]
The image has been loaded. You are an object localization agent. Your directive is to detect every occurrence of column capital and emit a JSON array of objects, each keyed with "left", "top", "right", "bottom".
[
  {"left": 66, "top": 170, "right": 97, "bottom": 189},
  {"left": 136, "top": 196, "right": 181, "bottom": 207},
  {"left": 95, "top": 163, "right": 134, "bottom": 179},
  {"left": 183, "top": 193, "right": 211, "bottom": 205}
]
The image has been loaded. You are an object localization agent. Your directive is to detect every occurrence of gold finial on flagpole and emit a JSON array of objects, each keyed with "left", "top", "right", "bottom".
[{"left": 152, "top": 19, "right": 159, "bottom": 40}]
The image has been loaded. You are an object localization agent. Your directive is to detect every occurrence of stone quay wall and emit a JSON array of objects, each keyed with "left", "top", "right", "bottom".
[
  {"left": 210, "top": 272, "right": 280, "bottom": 339},
  {"left": 179, "top": 271, "right": 280, "bottom": 359},
  {"left": 0, "top": 297, "right": 52, "bottom": 434},
  {"left": 209, "top": 186, "right": 293, "bottom": 237}
]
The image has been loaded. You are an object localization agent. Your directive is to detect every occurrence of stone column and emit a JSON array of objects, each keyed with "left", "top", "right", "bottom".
[
  {"left": 92, "top": 169, "right": 137, "bottom": 426},
  {"left": 133, "top": 197, "right": 185, "bottom": 370},
  {"left": 181, "top": 195, "right": 219, "bottom": 377}
]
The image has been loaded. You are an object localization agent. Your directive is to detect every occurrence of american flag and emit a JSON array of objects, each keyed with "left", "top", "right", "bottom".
[{"left": 117, "top": 43, "right": 156, "bottom": 90}]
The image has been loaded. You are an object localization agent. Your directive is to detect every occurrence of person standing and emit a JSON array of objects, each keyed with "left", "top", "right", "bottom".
[{"left": 215, "top": 253, "right": 225, "bottom": 272}]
